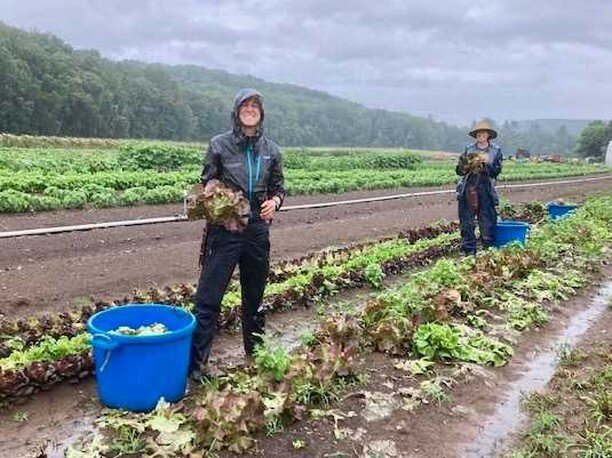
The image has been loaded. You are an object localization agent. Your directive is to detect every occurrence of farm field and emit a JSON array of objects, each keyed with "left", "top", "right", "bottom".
[
  {"left": 1, "top": 173, "right": 611, "bottom": 318},
  {"left": 0, "top": 195, "right": 610, "bottom": 458},
  {"left": 1, "top": 134, "right": 611, "bottom": 458},
  {"left": 0, "top": 136, "right": 609, "bottom": 213},
  {"left": 1, "top": 4, "right": 611, "bottom": 456}
]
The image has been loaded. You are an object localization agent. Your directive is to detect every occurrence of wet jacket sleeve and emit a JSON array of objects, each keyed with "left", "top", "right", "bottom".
[
  {"left": 456, "top": 147, "right": 469, "bottom": 176},
  {"left": 485, "top": 147, "right": 503, "bottom": 179},
  {"left": 267, "top": 153, "right": 286, "bottom": 209},
  {"left": 200, "top": 143, "right": 221, "bottom": 186}
]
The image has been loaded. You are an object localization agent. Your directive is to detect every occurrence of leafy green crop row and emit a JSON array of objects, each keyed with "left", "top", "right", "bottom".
[
  {"left": 1, "top": 163, "right": 607, "bottom": 213},
  {"left": 0, "top": 334, "right": 90, "bottom": 371},
  {"left": 0, "top": 133, "right": 204, "bottom": 150},
  {"left": 283, "top": 150, "right": 423, "bottom": 170},
  {"left": 0, "top": 141, "right": 608, "bottom": 213},
  {"left": 0, "top": 222, "right": 456, "bottom": 360},
  {"left": 65, "top": 195, "right": 612, "bottom": 456},
  {"left": 220, "top": 231, "right": 460, "bottom": 313}
]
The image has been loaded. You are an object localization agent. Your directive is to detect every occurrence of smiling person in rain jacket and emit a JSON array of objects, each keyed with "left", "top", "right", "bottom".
[
  {"left": 190, "top": 88, "right": 285, "bottom": 380},
  {"left": 455, "top": 119, "right": 503, "bottom": 255}
]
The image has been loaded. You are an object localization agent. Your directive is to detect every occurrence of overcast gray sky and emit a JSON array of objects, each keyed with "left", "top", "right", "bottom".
[{"left": 2, "top": 0, "right": 611, "bottom": 125}]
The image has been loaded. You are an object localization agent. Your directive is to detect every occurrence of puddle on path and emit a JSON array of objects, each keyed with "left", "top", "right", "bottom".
[
  {"left": 463, "top": 281, "right": 612, "bottom": 457},
  {"left": 0, "top": 380, "right": 100, "bottom": 458}
]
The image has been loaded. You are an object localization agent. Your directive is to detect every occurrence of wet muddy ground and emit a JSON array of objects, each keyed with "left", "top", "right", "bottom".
[
  {"left": 219, "top": 268, "right": 612, "bottom": 458},
  {"left": 1, "top": 179, "right": 611, "bottom": 458},
  {"left": 1, "top": 176, "right": 611, "bottom": 319},
  {"left": 1, "top": 261, "right": 610, "bottom": 458},
  {"left": 497, "top": 288, "right": 612, "bottom": 457},
  {"left": 466, "top": 279, "right": 612, "bottom": 457},
  {"left": 0, "top": 265, "right": 383, "bottom": 458}
]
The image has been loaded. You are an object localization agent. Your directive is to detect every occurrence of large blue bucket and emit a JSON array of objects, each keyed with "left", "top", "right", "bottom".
[
  {"left": 87, "top": 304, "right": 196, "bottom": 412},
  {"left": 547, "top": 203, "right": 578, "bottom": 220},
  {"left": 494, "top": 221, "right": 530, "bottom": 248}
]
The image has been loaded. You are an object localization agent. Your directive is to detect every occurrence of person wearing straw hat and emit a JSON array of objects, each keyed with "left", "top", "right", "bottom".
[{"left": 455, "top": 119, "right": 503, "bottom": 255}]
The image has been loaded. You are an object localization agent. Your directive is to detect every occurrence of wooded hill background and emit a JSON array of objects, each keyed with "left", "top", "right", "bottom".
[{"left": 0, "top": 22, "right": 598, "bottom": 154}]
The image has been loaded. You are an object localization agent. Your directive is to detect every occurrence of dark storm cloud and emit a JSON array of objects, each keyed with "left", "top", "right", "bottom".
[{"left": 2, "top": 0, "right": 611, "bottom": 123}]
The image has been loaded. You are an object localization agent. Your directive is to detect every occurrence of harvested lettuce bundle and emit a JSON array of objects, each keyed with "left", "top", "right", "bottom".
[
  {"left": 110, "top": 323, "right": 169, "bottom": 336},
  {"left": 186, "top": 179, "right": 250, "bottom": 232},
  {"left": 550, "top": 198, "right": 577, "bottom": 206},
  {"left": 465, "top": 152, "right": 486, "bottom": 174}
]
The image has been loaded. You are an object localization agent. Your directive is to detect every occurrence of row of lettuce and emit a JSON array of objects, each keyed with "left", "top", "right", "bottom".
[
  {"left": 0, "top": 196, "right": 610, "bottom": 455},
  {"left": 0, "top": 223, "right": 459, "bottom": 401},
  {"left": 61, "top": 196, "right": 612, "bottom": 456},
  {"left": 1, "top": 145, "right": 608, "bottom": 212}
]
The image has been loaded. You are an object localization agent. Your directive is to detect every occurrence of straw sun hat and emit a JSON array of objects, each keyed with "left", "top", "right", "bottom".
[{"left": 469, "top": 119, "right": 498, "bottom": 139}]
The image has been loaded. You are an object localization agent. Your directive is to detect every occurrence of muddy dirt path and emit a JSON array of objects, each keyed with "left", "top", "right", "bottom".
[
  {"left": 468, "top": 279, "right": 612, "bottom": 457},
  {"left": 496, "top": 295, "right": 612, "bottom": 457},
  {"left": 1, "top": 176, "right": 610, "bottom": 319}
]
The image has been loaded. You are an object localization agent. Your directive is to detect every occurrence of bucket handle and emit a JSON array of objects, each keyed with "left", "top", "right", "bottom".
[
  {"left": 91, "top": 333, "right": 119, "bottom": 351},
  {"left": 91, "top": 333, "right": 119, "bottom": 373}
]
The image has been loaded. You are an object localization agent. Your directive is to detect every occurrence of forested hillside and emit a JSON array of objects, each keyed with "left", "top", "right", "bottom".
[{"left": 0, "top": 22, "right": 591, "bottom": 153}]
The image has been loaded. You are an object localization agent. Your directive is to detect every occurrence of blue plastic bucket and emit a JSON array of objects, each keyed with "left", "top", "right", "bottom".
[
  {"left": 87, "top": 304, "right": 196, "bottom": 412},
  {"left": 547, "top": 203, "right": 578, "bottom": 220},
  {"left": 494, "top": 221, "right": 530, "bottom": 248}
]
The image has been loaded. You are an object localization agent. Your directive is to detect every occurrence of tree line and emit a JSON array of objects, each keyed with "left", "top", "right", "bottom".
[
  {"left": 573, "top": 121, "right": 612, "bottom": 160},
  {"left": 0, "top": 22, "right": 599, "bottom": 155}
]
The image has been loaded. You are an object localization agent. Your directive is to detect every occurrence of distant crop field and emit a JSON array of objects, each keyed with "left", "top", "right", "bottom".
[{"left": 0, "top": 136, "right": 607, "bottom": 213}]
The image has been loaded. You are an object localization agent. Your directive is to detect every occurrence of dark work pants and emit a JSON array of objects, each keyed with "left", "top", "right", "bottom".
[
  {"left": 190, "top": 220, "right": 270, "bottom": 370},
  {"left": 458, "top": 189, "right": 497, "bottom": 255}
]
